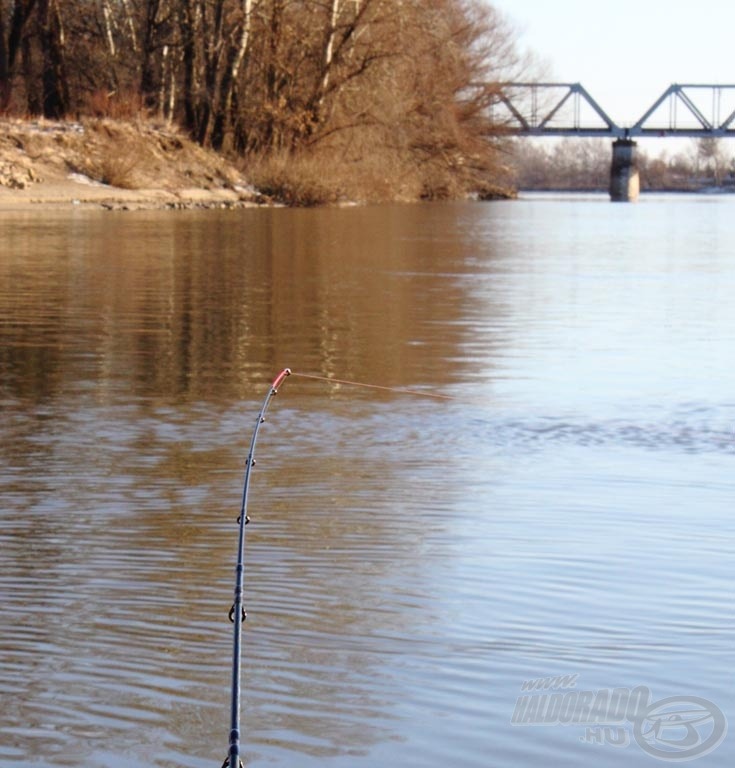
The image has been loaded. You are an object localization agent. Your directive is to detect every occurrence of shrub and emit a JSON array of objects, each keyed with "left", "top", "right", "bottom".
[{"left": 244, "top": 151, "right": 346, "bottom": 206}]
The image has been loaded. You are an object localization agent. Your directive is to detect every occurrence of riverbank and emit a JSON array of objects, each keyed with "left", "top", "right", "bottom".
[
  {"left": 0, "top": 118, "right": 267, "bottom": 211},
  {"left": 1, "top": 117, "right": 517, "bottom": 210}
]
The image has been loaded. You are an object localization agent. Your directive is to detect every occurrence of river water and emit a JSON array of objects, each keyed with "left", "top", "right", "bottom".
[{"left": 1, "top": 195, "right": 733, "bottom": 767}]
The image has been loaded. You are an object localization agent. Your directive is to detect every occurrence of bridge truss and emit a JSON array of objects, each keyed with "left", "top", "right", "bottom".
[{"left": 495, "top": 83, "right": 735, "bottom": 139}]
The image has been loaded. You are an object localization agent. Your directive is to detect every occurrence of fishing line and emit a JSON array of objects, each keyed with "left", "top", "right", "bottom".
[{"left": 290, "top": 370, "right": 460, "bottom": 401}]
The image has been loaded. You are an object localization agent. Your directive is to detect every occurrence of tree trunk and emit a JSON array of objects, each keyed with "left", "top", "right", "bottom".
[
  {"left": 37, "top": 0, "right": 68, "bottom": 118},
  {"left": 21, "top": 33, "right": 42, "bottom": 114},
  {"left": 100, "top": 0, "right": 116, "bottom": 58},
  {"left": 1, "top": 0, "right": 37, "bottom": 112},
  {"left": 140, "top": 0, "right": 162, "bottom": 107},
  {"left": 179, "top": 0, "right": 198, "bottom": 133},
  {"left": 120, "top": 0, "right": 139, "bottom": 52},
  {"left": 319, "top": 0, "right": 340, "bottom": 104},
  {"left": 211, "top": 0, "right": 253, "bottom": 150},
  {"left": 264, "top": 0, "right": 284, "bottom": 149}
]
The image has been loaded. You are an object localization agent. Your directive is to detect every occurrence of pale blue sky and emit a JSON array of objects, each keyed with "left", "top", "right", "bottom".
[{"left": 492, "top": 0, "right": 735, "bottom": 128}]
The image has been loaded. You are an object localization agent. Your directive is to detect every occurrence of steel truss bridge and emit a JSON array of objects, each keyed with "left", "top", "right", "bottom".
[{"left": 496, "top": 83, "right": 735, "bottom": 139}]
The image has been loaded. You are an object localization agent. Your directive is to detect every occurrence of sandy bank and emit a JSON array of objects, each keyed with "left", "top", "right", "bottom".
[{"left": 0, "top": 118, "right": 268, "bottom": 212}]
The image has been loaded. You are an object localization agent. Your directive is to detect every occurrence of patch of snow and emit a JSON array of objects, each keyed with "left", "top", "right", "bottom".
[{"left": 68, "top": 172, "right": 105, "bottom": 187}]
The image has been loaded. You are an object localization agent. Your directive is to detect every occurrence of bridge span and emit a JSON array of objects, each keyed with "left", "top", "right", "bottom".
[{"left": 495, "top": 83, "right": 735, "bottom": 200}]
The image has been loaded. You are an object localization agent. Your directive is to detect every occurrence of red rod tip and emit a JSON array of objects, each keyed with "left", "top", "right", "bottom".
[{"left": 272, "top": 368, "right": 292, "bottom": 390}]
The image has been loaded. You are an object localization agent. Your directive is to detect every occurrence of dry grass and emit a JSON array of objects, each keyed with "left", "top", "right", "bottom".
[
  {"left": 2, "top": 115, "right": 512, "bottom": 203},
  {"left": 90, "top": 147, "right": 141, "bottom": 189},
  {"left": 64, "top": 119, "right": 239, "bottom": 191},
  {"left": 242, "top": 123, "right": 515, "bottom": 205},
  {"left": 0, "top": 117, "right": 257, "bottom": 203},
  {"left": 244, "top": 151, "right": 345, "bottom": 206},
  {"left": 243, "top": 142, "right": 430, "bottom": 206},
  {"left": 85, "top": 90, "right": 146, "bottom": 121},
  {"left": 69, "top": 140, "right": 141, "bottom": 189}
]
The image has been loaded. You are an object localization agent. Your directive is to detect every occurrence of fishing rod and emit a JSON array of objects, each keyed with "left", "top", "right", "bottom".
[
  {"left": 221, "top": 367, "right": 455, "bottom": 766},
  {"left": 223, "top": 367, "right": 291, "bottom": 768}
]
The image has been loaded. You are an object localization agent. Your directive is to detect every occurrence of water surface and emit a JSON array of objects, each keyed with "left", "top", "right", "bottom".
[{"left": 1, "top": 195, "right": 733, "bottom": 766}]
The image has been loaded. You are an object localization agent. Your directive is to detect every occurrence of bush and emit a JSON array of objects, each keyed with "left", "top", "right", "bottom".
[
  {"left": 244, "top": 151, "right": 346, "bottom": 206},
  {"left": 64, "top": 121, "right": 142, "bottom": 189}
]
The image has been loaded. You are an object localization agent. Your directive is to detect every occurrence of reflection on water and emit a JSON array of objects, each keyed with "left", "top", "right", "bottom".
[
  {"left": 0, "top": 205, "right": 506, "bottom": 403},
  {"left": 1, "top": 197, "right": 734, "bottom": 767}
]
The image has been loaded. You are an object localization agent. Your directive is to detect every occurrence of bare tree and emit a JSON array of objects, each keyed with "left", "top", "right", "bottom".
[
  {"left": 0, "top": 0, "right": 36, "bottom": 112},
  {"left": 35, "top": 0, "right": 69, "bottom": 116},
  {"left": 294, "top": 0, "right": 526, "bottom": 197},
  {"left": 178, "top": 0, "right": 251, "bottom": 144},
  {"left": 211, "top": 0, "right": 256, "bottom": 149},
  {"left": 696, "top": 137, "right": 727, "bottom": 186}
]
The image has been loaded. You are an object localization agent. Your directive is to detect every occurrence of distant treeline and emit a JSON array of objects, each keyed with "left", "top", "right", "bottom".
[
  {"left": 1, "top": 1, "right": 530, "bottom": 202},
  {"left": 511, "top": 138, "right": 735, "bottom": 192}
]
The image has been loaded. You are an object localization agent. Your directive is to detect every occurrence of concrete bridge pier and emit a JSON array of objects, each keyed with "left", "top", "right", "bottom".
[{"left": 609, "top": 139, "right": 640, "bottom": 201}]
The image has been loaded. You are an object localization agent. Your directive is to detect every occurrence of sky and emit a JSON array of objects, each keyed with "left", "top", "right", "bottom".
[{"left": 490, "top": 0, "right": 735, "bottom": 135}]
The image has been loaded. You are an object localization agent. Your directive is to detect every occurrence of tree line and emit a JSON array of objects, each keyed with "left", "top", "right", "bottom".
[
  {"left": 512, "top": 138, "right": 735, "bottom": 192},
  {"left": 1, "top": 1, "right": 528, "bottom": 200}
]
